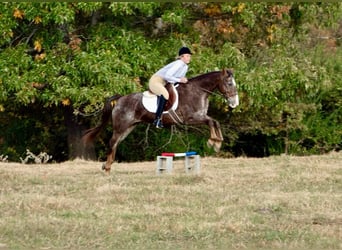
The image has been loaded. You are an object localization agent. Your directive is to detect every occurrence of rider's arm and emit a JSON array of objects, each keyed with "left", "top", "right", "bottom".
[{"left": 163, "top": 60, "right": 188, "bottom": 83}]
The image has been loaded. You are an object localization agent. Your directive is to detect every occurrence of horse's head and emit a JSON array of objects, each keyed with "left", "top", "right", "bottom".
[{"left": 219, "top": 69, "right": 239, "bottom": 108}]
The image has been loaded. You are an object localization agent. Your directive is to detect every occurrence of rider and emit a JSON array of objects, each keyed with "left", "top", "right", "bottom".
[{"left": 149, "top": 47, "right": 192, "bottom": 128}]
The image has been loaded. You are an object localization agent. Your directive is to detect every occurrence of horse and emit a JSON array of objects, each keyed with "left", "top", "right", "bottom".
[{"left": 82, "top": 68, "right": 239, "bottom": 173}]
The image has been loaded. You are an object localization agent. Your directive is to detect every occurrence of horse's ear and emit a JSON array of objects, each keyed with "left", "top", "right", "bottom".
[
  {"left": 221, "top": 68, "right": 228, "bottom": 76},
  {"left": 225, "top": 68, "right": 234, "bottom": 76}
]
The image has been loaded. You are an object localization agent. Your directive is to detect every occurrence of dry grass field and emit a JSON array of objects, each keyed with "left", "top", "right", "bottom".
[{"left": 0, "top": 152, "right": 341, "bottom": 249}]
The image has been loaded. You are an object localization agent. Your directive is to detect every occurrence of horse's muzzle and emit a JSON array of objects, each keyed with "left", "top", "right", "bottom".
[{"left": 228, "top": 94, "right": 239, "bottom": 108}]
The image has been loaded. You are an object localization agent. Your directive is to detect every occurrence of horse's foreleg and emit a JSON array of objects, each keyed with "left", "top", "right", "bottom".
[
  {"left": 213, "top": 120, "right": 223, "bottom": 152},
  {"left": 207, "top": 124, "right": 217, "bottom": 148},
  {"left": 188, "top": 115, "right": 223, "bottom": 152},
  {"left": 206, "top": 119, "right": 223, "bottom": 152}
]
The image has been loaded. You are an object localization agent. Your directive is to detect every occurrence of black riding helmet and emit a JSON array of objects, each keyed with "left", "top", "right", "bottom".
[{"left": 178, "top": 47, "right": 192, "bottom": 56}]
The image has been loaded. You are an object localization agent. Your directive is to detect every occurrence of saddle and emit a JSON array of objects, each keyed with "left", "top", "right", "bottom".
[{"left": 142, "top": 83, "right": 179, "bottom": 113}]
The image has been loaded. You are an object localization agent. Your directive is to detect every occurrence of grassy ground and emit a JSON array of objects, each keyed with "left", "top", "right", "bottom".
[{"left": 0, "top": 152, "right": 341, "bottom": 249}]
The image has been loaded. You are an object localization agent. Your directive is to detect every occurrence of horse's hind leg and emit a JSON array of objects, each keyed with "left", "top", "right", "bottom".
[
  {"left": 102, "top": 125, "right": 136, "bottom": 173},
  {"left": 102, "top": 136, "right": 119, "bottom": 173}
]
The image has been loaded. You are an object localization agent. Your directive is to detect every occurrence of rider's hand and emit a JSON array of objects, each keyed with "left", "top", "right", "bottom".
[{"left": 180, "top": 77, "right": 188, "bottom": 83}]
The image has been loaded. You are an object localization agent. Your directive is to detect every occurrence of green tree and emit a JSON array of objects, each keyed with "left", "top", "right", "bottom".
[{"left": 0, "top": 3, "right": 341, "bottom": 162}]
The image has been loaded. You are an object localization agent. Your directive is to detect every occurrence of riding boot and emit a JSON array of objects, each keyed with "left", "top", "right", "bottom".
[{"left": 153, "top": 95, "right": 167, "bottom": 128}]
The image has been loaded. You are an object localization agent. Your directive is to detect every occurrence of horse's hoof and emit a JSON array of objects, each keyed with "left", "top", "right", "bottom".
[
  {"left": 207, "top": 139, "right": 215, "bottom": 148},
  {"left": 214, "top": 141, "right": 222, "bottom": 152},
  {"left": 214, "top": 145, "right": 221, "bottom": 153},
  {"left": 102, "top": 163, "right": 111, "bottom": 173}
]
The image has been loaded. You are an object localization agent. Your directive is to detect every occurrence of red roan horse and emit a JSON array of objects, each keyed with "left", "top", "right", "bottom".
[{"left": 82, "top": 69, "right": 239, "bottom": 172}]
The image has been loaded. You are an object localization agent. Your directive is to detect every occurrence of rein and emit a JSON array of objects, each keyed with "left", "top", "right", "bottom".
[{"left": 198, "top": 86, "right": 228, "bottom": 99}]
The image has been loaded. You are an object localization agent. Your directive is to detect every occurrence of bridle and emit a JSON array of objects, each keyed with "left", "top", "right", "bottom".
[
  {"left": 199, "top": 74, "right": 237, "bottom": 100},
  {"left": 199, "top": 86, "right": 227, "bottom": 99}
]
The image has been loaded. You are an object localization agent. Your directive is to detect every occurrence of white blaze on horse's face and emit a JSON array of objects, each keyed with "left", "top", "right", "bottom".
[
  {"left": 221, "top": 69, "right": 239, "bottom": 109},
  {"left": 228, "top": 76, "right": 239, "bottom": 108}
]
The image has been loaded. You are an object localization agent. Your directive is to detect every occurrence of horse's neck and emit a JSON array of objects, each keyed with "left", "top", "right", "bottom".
[{"left": 192, "top": 72, "right": 220, "bottom": 91}]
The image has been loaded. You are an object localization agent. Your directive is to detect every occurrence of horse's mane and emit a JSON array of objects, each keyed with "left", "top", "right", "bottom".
[{"left": 188, "top": 71, "right": 219, "bottom": 83}]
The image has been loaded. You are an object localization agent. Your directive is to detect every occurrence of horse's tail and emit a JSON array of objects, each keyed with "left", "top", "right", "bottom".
[{"left": 82, "top": 94, "right": 122, "bottom": 145}]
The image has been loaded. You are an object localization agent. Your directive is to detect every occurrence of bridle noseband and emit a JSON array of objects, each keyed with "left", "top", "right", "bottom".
[{"left": 203, "top": 73, "right": 237, "bottom": 100}]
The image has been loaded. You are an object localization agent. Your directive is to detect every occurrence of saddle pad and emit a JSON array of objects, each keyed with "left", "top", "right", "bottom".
[{"left": 142, "top": 84, "right": 179, "bottom": 113}]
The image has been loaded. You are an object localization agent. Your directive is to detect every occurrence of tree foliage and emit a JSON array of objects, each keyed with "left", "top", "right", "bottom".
[{"left": 0, "top": 3, "right": 341, "bottom": 162}]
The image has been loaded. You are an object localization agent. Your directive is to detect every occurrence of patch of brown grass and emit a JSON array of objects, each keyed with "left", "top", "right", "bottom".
[{"left": 0, "top": 152, "right": 341, "bottom": 249}]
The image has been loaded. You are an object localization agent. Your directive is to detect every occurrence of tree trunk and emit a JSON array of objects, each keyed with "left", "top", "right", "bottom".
[{"left": 63, "top": 105, "right": 96, "bottom": 160}]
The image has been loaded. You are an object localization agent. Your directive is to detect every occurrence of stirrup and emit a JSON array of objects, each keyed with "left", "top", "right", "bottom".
[{"left": 153, "top": 118, "right": 164, "bottom": 129}]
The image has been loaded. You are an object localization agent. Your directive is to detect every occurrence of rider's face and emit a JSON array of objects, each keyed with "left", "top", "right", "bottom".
[{"left": 181, "top": 54, "right": 191, "bottom": 64}]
